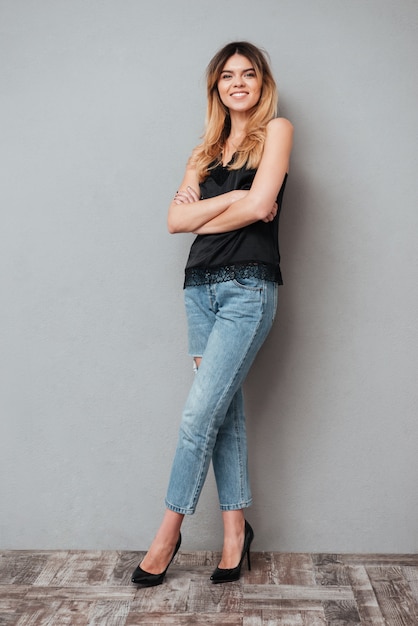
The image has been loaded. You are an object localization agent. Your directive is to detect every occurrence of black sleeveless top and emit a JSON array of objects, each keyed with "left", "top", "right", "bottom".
[{"left": 184, "top": 159, "right": 287, "bottom": 287}]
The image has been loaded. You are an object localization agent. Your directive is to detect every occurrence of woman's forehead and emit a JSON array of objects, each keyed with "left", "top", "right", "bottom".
[{"left": 221, "top": 54, "right": 253, "bottom": 71}]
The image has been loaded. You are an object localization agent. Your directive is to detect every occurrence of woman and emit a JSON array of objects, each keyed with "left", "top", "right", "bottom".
[{"left": 132, "top": 41, "right": 293, "bottom": 587}]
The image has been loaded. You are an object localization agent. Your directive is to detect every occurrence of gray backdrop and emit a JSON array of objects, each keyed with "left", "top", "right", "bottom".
[{"left": 1, "top": 0, "right": 417, "bottom": 552}]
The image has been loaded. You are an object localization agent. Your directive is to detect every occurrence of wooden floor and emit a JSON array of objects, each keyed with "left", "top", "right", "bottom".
[{"left": 0, "top": 550, "right": 417, "bottom": 625}]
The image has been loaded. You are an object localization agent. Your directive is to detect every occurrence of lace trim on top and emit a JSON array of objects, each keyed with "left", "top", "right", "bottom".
[{"left": 184, "top": 262, "right": 282, "bottom": 288}]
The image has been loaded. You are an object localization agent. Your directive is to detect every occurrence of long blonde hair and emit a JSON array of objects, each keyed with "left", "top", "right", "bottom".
[{"left": 193, "top": 41, "right": 278, "bottom": 181}]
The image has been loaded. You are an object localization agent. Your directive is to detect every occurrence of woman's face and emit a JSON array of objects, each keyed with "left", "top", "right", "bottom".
[{"left": 217, "top": 54, "right": 262, "bottom": 113}]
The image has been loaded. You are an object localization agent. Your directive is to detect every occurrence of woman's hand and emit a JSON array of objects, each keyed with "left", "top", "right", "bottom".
[
  {"left": 174, "top": 186, "right": 200, "bottom": 204},
  {"left": 262, "top": 201, "right": 278, "bottom": 223}
]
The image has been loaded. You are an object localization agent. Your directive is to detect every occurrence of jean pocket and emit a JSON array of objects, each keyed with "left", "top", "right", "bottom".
[{"left": 232, "top": 276, "right": 263, "bottom": 291}]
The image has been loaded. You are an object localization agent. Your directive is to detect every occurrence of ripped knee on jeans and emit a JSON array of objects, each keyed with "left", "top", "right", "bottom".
[{"left": 192, "top": 356, "right": 202, "bottom": 372}]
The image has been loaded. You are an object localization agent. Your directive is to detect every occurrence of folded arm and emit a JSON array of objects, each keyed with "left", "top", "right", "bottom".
[
  {"left": 167, "top": 118, "right": 293, "bottom": 235},
  {"left": 194, "top": 118, "right": 294, "bottom": 234},
  {"left": 167, "top": 152, "right": 248, "bottom": 234}
]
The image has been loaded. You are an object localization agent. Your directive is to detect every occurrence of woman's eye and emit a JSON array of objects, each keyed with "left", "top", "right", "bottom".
[
  {"left": 221, "top": 74, "right": 232, "bottom": 79},
  {"left": 244, "top": 72, "right": 255, "bottom": 78}
]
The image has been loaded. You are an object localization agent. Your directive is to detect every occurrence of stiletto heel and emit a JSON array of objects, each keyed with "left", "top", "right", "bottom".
[
  {"left": 210, "top": 520, "right": 254, "bottom": 584},
  {"left": 131, "top": 533, "right": 181, "bottom": 587}
]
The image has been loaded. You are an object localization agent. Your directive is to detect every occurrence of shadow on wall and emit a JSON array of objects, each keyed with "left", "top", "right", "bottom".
[
  {"left": 243, "top": 90, "right": 368, "bottom": 545},
  {"left": 245, "top": 106, "right": 311, "bottom": 412},
  {"left": 243, "top": 120, "right": 320, "bottom": 539}
]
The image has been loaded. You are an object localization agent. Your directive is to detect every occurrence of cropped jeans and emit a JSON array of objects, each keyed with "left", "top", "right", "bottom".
[{"left": 165, "top": 276, "right": 278, "bottom": 515}]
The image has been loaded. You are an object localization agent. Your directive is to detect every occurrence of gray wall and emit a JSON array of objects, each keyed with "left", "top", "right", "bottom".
[{"left": 1, "top": 0, "right": 417, "bottom": 553}]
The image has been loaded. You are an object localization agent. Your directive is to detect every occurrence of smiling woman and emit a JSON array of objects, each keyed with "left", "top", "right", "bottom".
[
  {"left": 132, "top": 41, "right": 293, "bottom": 588},
  {"left": 217, "top": 56, "right": 262, "bottom": 164},
  {"left": 218, "top": 56, "right": 262, "bottom": 111}
]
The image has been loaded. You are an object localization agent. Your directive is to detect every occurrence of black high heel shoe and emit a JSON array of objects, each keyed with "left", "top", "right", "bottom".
[
  {"left": 131, "top": 533, "right": 182, "bottom": 587},
  {"left": 210, "top": 520, "right": 254, "bottom": 584}
]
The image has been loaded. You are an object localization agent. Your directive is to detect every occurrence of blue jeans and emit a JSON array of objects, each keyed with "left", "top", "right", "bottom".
[{"left": 165, "top": 277, "right": 278, "bottom": 515}]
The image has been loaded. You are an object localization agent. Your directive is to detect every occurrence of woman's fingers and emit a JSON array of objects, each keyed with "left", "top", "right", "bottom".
[
  {"left": 262, "top": 201, "right": 278, "bottom": 222},
  {"left": 186, "top": 186, "right": 200, "bottom": 201},
  {"left": 173, "top": 191, "right": 190, "bottom": 203},
  {"left": 174, "top": 186, "right": 200, "bottom": 204}
]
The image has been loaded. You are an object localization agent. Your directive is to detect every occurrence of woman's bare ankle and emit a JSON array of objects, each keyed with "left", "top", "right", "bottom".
[
  {"left": 140, "top": 510, "right": 184, "bottom": 574},
  {"left": 218, "top": 510, "right": 246, "bottom": 569}
]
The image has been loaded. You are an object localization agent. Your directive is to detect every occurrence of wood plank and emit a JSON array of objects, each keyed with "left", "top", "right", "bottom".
[
  {"left": 25, "top": 585, "right": 135, "bottom": 601},
  {"left": 33, "top": 551, "right": 69, "bottom": 585},
  {"left": 46, "top": 551, "right": 120, "bottom": 586},
  {"left": 186, "top": 578, "right": 242, "bottom": 613},
  {"left": 0, "top": 551, "right": 50, "bottom": 584},
  {"left": 244, "top": 607, "right": 326, "bottom": 625},
  {"left": 367, "top": 565, "right": 418, "bottom": 625},
  {"left": 175, "top": 550, "right": 218, "bottom": 567},
  {"left": 245, "top": 553, "right": 316, "bottom": 587},
  {"left": 245, "top": 552, "right": 274, "bottom": 585},
  {"left": 402, "top": 565, "right": 418, "bottom": 583},
  {"left": 107, "top": 551, "right": 142, "bottom": 586},
  {"left": 0, "top": 598, "right": 27, "bottom": 626},
  {"left": 175, "top": 550, "right": 223, "bottom": 581},
  {"left": 346, "top": 564, "right": 386, "bottom": 625},
  {"left": 265, "top": 608, "right": 326, "bottom": 626},
  {"left": 15, "top": 600, "right": 90, "bottom": 626},
  {"left": 312, "top": 554, "right": 351, "bottom": 586},
  {"left": 129, "top": 576, "right": 189, "bottom": 613},
  {"left": 86, "top": 600, "right": 131, "bottom": 625},
  {"left": 243, "top": 583, "right": 355, "bottom": 602},
  {"left": 125, "top": 613, "right": 243, "bottom": 625},
  {"left": 322, "top": 600, "right": 361, "bottom": 624},
  {"left": 0, "top": 584, "right": 31, "bottom": 599},
  {"left": 402, "top": 565, "right": 418, "bottom": 604},
  {"left": 243, "top": 610, "right": 263, "bottom": 626},
  {"left": 0, "top": 610, "right": 19, "bottom": 626},
  {"left": 342, "top": 554, "right": 418, "bottom": 566},
  {"left": 271, "top": 553, "right": 316, "bottom": 586},
  {"left": 244, "top": 599, "right": 325, "bottom": 611}
]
